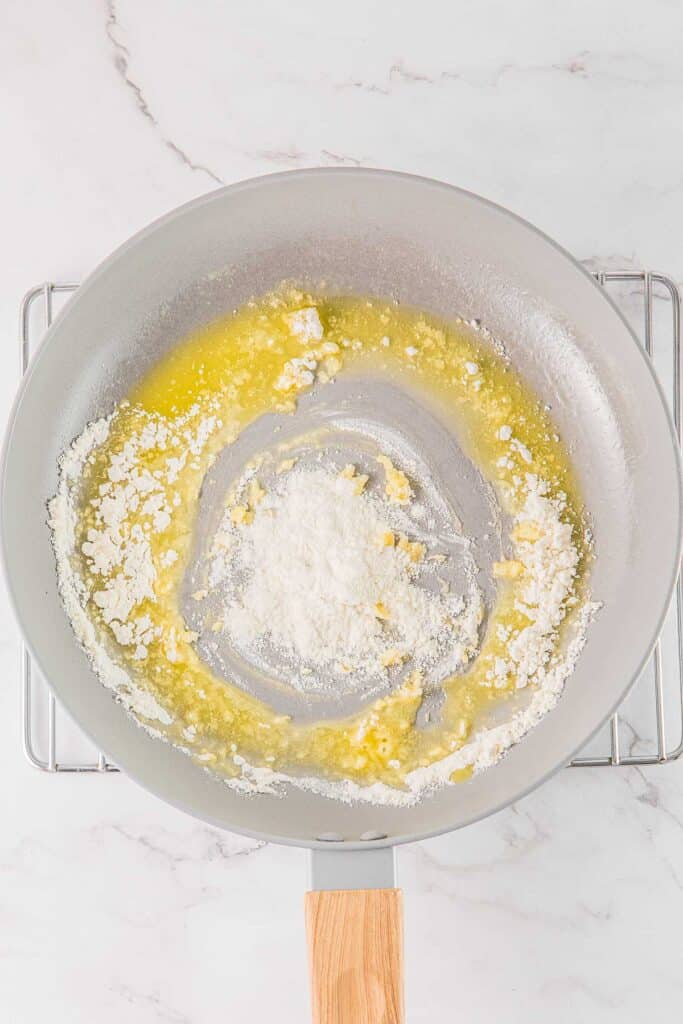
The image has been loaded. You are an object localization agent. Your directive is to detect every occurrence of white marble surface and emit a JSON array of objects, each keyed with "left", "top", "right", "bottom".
[{"left": 2, "top": 1, "right": 683, "bottom": 1020}]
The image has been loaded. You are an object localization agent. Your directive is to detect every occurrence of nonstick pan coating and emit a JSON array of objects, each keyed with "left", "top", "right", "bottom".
[{"left": 2, "top": 170, "right": 681, "bottom": 848}]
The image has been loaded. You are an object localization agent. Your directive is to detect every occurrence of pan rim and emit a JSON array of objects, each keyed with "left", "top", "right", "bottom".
[{"left": 2, "top": 167, "right": 682, "bottom": 851}]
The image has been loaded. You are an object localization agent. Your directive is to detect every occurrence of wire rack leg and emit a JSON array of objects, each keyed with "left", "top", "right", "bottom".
[{"left": 19, "top": 283, "right": 118, "bottom": 773}]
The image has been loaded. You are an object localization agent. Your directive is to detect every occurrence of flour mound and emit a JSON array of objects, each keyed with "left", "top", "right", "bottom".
[{"left": 211, "top": 466, "right": 483, "bottom": 691}]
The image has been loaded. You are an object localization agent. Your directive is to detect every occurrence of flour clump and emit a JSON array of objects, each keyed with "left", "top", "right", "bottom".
[{"left": 209, "top": 463, "right": 484, "bottom": 693}]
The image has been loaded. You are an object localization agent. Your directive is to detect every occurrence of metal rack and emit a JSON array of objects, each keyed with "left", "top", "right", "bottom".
[
  {"left": 18, "top": 273, "right": 683, "bottom": 773},
  {"left": 21, "top": 283, "right": 118, "bottom": 773}
]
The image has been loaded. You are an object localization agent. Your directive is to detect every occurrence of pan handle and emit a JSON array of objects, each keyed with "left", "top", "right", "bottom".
[{"left": 305, "top": 848, "right": 404, "bottom": 1024}]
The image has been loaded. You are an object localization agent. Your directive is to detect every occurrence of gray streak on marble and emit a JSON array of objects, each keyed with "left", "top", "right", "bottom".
[{"left": 105, "top": 0, "right": 224, "bottom": 186}]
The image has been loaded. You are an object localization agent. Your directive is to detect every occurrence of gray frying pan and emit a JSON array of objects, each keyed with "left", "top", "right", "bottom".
[{"left": 2, "top": 170, "right": 681, "bottom": 1022}]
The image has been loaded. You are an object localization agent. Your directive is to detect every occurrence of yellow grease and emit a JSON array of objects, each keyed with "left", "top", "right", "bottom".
[{"left": 77, "top": 288, "right": 587, "bottom": 790}]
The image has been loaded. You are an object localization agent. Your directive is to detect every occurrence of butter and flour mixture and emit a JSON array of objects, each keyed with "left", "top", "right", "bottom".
[
  {"left": 49, "top": 288, "right": 599, "bottom": 805},
  {"left": 207, "top": 463, "right": 483, "bottom": 694}
]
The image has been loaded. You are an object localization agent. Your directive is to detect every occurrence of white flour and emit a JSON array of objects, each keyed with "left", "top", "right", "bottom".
[
  {"left": 209, "top": 465, "right": 483, "bottom": 689},
  {"left": 230, "top": 600, "right": 599, "bottom": 806},
  {"left": 216, "top": 463, "right": 600, "bottom": 806},
  {"left": 48, "top": 405, "right": 220, "bottom": 723},
  {"left": 48, "top": 329, "right": 599, "bottom": 807},
  {"left": 48, "top": 416, "right": 173, "bottom": 726}
]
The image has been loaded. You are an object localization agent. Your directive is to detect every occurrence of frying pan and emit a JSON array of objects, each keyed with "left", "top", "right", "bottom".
[{"left": 2, "top": 169, "right": 681, "bottom": 1022}]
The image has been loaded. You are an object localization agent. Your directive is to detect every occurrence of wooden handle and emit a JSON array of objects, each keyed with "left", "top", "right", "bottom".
[{"left": 305, "top": 889, "right": 404, "bottom": 1024}]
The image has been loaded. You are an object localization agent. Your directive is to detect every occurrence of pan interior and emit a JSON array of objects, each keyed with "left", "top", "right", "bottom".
[
  {"left": 2, "top": 170, "right": 680, "bottom": 846},
  {"left": 181, "top": 373, "right": 501, "bottom": 723}
]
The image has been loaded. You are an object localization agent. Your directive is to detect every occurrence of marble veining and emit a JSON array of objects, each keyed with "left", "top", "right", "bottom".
[
  {"left": 105, "top": 0, "right": 225, "bottom": 186},
  {"left": 2, "top": 0, "right": 683, "bottom": 1020}
]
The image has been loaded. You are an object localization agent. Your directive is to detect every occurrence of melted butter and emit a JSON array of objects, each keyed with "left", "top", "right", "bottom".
[{"left": 76, "top": 288, "right": 587, "bottom": 789}]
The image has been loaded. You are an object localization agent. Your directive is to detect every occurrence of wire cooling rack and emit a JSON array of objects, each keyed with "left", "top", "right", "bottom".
[{"left": 18, "top": 273, "right": 683, "bottom": 773}]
